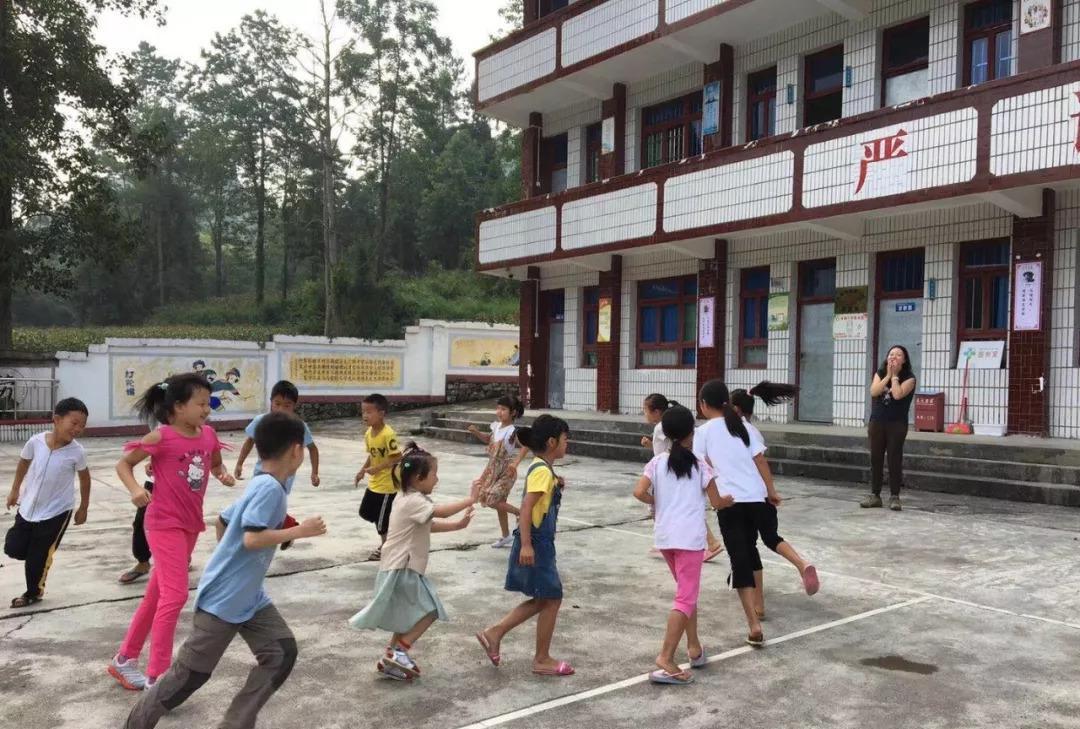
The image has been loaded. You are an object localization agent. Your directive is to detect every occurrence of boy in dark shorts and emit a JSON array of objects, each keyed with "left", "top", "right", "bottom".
[{"left": 354, "top": 394, "right": 402, "bottom": 561}]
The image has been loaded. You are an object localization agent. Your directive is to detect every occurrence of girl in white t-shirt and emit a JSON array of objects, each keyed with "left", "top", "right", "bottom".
[
  {"left": 641, "top": 393, "right": 725, "bottom": 562},
  {"left": 467, "top": 395, "right": 528, "bottom": 548},
  {"left": 350, "top": 443, "right": 475, "bottom": 681},
  {"left": 635, "top": 405, "right": 731, "bottom": 685},
  {"left": 694, "top": 380, "right": 818, "bottom": 648},
  {"left": 730, "top": 383, "right": 818, "bottom": 621},
  {"left": 4, "top": 398, "right": 91, "bottom": 608}
]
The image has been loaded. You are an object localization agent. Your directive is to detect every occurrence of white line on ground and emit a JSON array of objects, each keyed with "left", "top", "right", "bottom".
[
  {"left": 559, "top": 514, "right": 1080, "bottom": 631},
  {"left": 454, "top": 596, "right": 933, "bottom": 729}
]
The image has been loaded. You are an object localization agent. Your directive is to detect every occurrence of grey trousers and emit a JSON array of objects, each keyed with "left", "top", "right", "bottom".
[{"left": 125, "top": 605, "right": 297, "bottom": 729}]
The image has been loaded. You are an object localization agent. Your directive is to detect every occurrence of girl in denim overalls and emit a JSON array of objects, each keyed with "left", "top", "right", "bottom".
[{"left": 475, "top": 415, "right": 575, "bottom": 677}]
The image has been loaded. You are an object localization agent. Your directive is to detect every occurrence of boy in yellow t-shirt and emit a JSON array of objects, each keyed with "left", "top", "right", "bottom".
[{"left": 354, "top": 394, "right": 402, "bottom": 561}]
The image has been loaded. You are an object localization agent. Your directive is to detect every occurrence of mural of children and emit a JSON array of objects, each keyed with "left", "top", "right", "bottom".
[{"left": 192, "top": 360, "right": 206, "bottom": 374}]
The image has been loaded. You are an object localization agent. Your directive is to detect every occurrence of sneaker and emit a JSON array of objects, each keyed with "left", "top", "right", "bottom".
[
  {"left": 860, "top": 494, "right": 883, "bottom": 509},
  {"left": 889, "top": 497, "right": 902, "bottom": 511},
  {"left": 107, "top": 654, "right": 147, "bottom": 691},
  {"left": 384, "top": 647, "right": 420, "bottom": 678},
  {"left": 490, "top": 534, "right": 515, "bottom": 549},
  {"left": 376, "top": 660, "right": 410, "bottom": 681}
]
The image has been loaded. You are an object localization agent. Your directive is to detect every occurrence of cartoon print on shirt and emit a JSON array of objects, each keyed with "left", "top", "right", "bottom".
[{"left": 177, "top": 451, "right": 210, "bottom": 491}]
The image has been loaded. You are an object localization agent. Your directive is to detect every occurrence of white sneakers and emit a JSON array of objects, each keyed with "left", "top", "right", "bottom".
[
  {"left": 490, "top": 534, "right": 515, "bottom": 549},
  {"left": 107, "top": 654, "right": 147, "bottom": 691}
]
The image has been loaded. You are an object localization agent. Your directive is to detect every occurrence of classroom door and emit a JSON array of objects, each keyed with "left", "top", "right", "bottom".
[
  {"left": 876, "top": 249, "right": 925, "bottom": 423},
  {"left": 798, "top": 260, "right": 836, "bottom": 423},
  {"left": 543, "top": 291, "right": 565, "bottom": 409}
]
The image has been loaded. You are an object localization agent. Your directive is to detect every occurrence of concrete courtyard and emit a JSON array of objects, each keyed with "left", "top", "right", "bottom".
[{"left": 1, "top": 409, "right": 1079, "bottom": 729}]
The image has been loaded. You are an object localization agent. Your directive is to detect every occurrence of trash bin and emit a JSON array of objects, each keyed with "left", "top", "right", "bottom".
[{"left": 914, "top": 391, "right": 944, "bottom": 432}]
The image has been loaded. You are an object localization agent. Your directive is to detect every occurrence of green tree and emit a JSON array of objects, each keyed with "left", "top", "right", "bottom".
[{"left": 0, "top": 0, "right": 162, "bottom": 350}]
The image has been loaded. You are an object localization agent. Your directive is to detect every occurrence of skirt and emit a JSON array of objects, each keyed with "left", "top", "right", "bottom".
[
  {"left": 504, "top": 532, "right": 563, "bottom": 600},
  {"left": 475, "top": 444, "right": 517, "bottom": 507},
  {"left": 348, "top": 568, "right": 449, "bottom": 634}
]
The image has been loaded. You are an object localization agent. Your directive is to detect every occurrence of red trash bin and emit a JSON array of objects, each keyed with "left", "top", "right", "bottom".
[{"left": 914, "top": 391, "right": 944, "bottom": 432}]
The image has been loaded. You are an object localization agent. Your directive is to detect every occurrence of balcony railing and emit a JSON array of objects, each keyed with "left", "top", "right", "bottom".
[{"left": 476, "top": 61, "right": 1080, "bottom": 269}]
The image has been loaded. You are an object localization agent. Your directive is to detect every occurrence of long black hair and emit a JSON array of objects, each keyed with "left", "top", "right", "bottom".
[
  {"left": 134, "top": 373, "right": 211, "bottom": 425},
  {"left": 698, "top": 379, "right": 750, "bottom": 446},
  {"left": 514, "top": 414, "right": 569, "bottom": 454},
  {"left": 643, "top": 393, "right": 679, "bottom": 413},
  {"left": 660, "top": 405, "right": 699, "bottom": 479},
  {"left": 392, "top": 442, "right": 436, "bottom": 492},
  {"left": 497, "top": 394, "right": 525, "bottom": 420},
  {"left": 731, "top": 381, "right": 799, "bottom": 418},
  {"left": 876, "top": 344, "right": 914, "bottom": 379}
]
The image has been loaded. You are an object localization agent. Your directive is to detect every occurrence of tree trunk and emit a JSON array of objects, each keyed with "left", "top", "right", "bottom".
[
  {"left": 280, "top": 181, "right": 290, "bottom": 302},
  {"left": 319, "top": 9, "right": 340, "bottom": 338},
  {"left": 212, "top": 205, "right": 224, "bottom": 297},
  {"left": 156, "top": 205, "right": 165, "bottom": 307},
  {"left": 255, "top": 132, "right": 266, "bottom": 306}
]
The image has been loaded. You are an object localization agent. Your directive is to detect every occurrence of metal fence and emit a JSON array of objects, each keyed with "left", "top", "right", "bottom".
[{"left": 0, "top": 377, "right": 58, "bottom": 421}]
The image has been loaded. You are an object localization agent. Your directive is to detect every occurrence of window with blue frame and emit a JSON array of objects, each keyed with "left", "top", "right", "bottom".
[
  {"left": 740, "top": 267, "right": 770, "bottom": 368},
  {"left": 964, "top": 0, "right": 1012, "bottom": 86},
  {"left": 959, "top": 239, "right": 1010, "bottom": 344},
  {"left": 640, "top": 91, "right": 703, "bottom": 169},
  {"left": 637, "top": 276, "right": 698, "bottom": 368},
  {"left": 582, "top": 286, "right": 600, "bottom": 367}
]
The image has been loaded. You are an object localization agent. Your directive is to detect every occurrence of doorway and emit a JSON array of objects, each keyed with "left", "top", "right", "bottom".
[
  {"left": 534, "top": 290, "right": 565, "bottom": 409},
  {"left": 875, "top": 249, "right": 925, "bottom": 422},
  {"left": 797, "top": 259, "right": 836, "bottom": 423}
]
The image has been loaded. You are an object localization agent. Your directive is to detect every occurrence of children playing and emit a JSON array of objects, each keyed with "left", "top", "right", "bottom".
[
  {"left": 634, "top": 405, "right": 731, "bottom": 685},
  {"left": 355, "top": 394, "right": 403, "bottom": 561},
  {"left": 467, "top": 395, "right": 527, "bottom": 548},
  {"left": 476, "top": 414, "right": 574, "bottom": 677},
  {"left": 4, "top": 398, "right": 91, "bottom": 608},
  {"left": 730, "top": 382, "right": 817, "bottom": 620},
  {"left": 234, "top": 379, "right": 321, "bottom": 489},
  {"left": 349, "top": 443, "right": 475, "bottom": 681},
  {"left": 694, "top": 379, "right": 819, "bottom": 647},
  {"left": 641, "top": 393, "right": 724, "bottom": 563},
  {"left": 124, "top": 412, "right": 327, "bottom": 729},
  {"left": 108, "top": 373, "right": 235, "bottom": 691}
]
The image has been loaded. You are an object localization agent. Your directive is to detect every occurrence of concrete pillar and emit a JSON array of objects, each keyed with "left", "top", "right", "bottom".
[
  {"left": 696, "top": 240, "right": 728, "bottom": 411},
  {"left": 703, "top": 45, "right": 734, "bottom": 152},
  {"left": 600, "top": 83, "right": 626, "bottom": 179},
  {"left": 520, "top": 266, "right": 541, "bottom": 408},
  {"left": 521, "top": 112, "right": 543, "bottom": 199},
  {"left": 596, "top": 256, "right": 623, "bottom": 413},
  {"left": 1017, "top": 0, "right": 1062, "bottom": 72}
]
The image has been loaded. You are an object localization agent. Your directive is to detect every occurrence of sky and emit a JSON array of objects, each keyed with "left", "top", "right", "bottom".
[{"left": 95, "top": 0, "right": 508, "bottom": 81}]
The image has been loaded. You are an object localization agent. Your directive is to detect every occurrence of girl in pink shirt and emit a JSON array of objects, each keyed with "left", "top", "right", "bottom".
[{"left": 108, "top": 373, "right": 234, "bottom": 690}]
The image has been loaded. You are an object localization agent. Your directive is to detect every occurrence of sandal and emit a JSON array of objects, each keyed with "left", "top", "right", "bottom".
[
  {"left": 689, "top": 647, "right": 707, "bottom": 669},
  {"left": 746, "top": 632, "right": 765, "bottom": 648},
  {"left": 10, "top": 594, "right": 42, "bottom": 609},
  {"left": 533, "top": 660, "right": 575, "bottom": 676},
  {"left": 118, "top": 569, "right": 149, "bottom": 585},
  {"left": 475, "top": 631, "right": 501, "bottom": 666},
  {"left": 802, "top": 565, "right": 820, "bottom": 596},
  {"left": 649, "top": 669, "right": 693, "bottom": 685}
]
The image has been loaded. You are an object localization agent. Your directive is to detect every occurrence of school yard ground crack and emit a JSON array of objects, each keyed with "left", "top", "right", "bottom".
[{"left": 0, "top": 614, "right": 34, "bottom": 640}]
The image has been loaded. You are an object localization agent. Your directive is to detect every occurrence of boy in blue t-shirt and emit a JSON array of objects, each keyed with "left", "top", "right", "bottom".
[
  {"left": 125, "top": 412, "right": 327, "bottom": 729},
  {"left": 234, "top": 380, "right": 320, "bottom": 490}
]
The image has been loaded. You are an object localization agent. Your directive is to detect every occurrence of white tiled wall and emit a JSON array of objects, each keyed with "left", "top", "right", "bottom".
[
  {"left": 663, "top": 152, "right": 795, "bottom": 231},
  {"left": 562, "top": 183, "right": 658, "bottom": 250},
  {"left": 478, "top": 207, "right": 557, "bottom": 264},
  {"left": 618, "top": 249, "right": 699, "bottom": 413},
  {"left": 723, "top": 202, "right": 1014, "bottom": 427},
  {"left": 1049, "top": 187, "right": 1080, "bottom": 438},
  {"left": 990, "top": 81, "right": 1080, "bottom": 176},
  {"left": 478, "top": 28, "right": 557, "bottom": 102},
  {"left": 665, "top": 0, "right": 730, "bottom": 25},
  {"left": 1065, "top": 0, "right": 1080, "bottom": 63},
  {"left": 561, "top": 0, "right": 659, "bottom": 67}
]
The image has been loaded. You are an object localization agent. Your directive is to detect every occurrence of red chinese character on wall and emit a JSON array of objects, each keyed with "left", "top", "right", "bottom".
[{"left": 855, "top": 128, "right": 908, "bottom": 194}]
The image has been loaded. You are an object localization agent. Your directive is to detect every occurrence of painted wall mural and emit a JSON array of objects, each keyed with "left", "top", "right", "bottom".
[
  {"left": 448, "top": 336, "right": 519, "bottom": 371},
  {"left": 112, "top": 354, "right": 266, "bottom": 419}
]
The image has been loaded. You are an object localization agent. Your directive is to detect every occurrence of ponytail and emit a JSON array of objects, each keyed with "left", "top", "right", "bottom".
[
  {"left": 723, "top": 403, "right": 750, "bottom": 447},
  {"left": 133, "top": 373, "right": 211, "bottom": 425},
  {"left": 699, "top": 379, "right": 750, "bottom": 446},
  {"left": 660, "top": 405, "right": 698, "bottom": 478},
  {"left": 644, "top": 393, "right": 679, "bottom": 413},
  {"left": 732, "top": 381, "right": 799, "bottom": 417}
]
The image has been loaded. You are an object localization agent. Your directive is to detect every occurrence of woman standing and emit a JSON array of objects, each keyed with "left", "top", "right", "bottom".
[{"left": 861, "top": 345, "right": 916, "bottom": 511}]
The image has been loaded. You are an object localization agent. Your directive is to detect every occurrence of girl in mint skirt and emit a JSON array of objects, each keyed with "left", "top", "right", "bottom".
[{"left": 349, "top": 443, "right": 475, "bottom": 681}]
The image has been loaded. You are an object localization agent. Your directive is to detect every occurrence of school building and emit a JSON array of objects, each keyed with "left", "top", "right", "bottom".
[{"left": 471, "top": 0, "right": 1080, "bottom": 438}]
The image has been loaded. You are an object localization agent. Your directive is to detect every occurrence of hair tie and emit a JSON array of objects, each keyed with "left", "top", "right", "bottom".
[
  {"left": 158, "top": 382, "right": 169, "bottom": 391},
  {"left": 403, "top": 461, "right": 412, "bottom": 469}
]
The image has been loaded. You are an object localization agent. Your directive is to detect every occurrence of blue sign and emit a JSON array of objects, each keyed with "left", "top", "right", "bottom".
[
  {"left": 895, "top": 302, "right": 916, "bottom": 313},
  {"left": 702, "top": 81, "right": 720, "bottom": 136}
]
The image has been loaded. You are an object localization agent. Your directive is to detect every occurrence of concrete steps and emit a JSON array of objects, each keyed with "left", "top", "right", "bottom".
[{"left": 420, "top": 410, "right": 1080, "bottom": 508}]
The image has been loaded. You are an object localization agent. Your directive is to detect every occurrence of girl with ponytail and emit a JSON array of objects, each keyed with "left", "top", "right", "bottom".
[
  {"left": 730, "top": 381, "right": 818, "bottom": 622},
  {"left": 634, "top": 406, "right": 731, "bottom": 685},
  {"left": 694, "top": 379, "right": 818, "bottom": 649},
  {"left": 640, "top": 393, "right": 725, "bottom": 562}
]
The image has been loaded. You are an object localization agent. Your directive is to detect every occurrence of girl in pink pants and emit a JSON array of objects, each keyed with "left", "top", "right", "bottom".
[
  {"left": 633, "top": 405, "right": 731, "bottom": 686},
  {"left": 107, "top": 373, "right": 233, "bottom": 690}
]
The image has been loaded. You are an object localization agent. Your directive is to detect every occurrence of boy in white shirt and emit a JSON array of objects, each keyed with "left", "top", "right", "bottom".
[{"left": 4, "top": 398, "right": 91, "bottom": 608}]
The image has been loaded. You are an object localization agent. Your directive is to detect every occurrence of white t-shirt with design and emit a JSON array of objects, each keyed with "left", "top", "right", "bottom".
[
  {"left": 17, "top": 433, "right": 88, "bottom": 522},
  {"left": 692, "top": 417, "right": 767, "bottom": 503},
  {"left": 643, "top": 453, "right": 715, "bottom": 551},
  {"left": 490, "top": 421, "right": 517, "bottom": 453}
]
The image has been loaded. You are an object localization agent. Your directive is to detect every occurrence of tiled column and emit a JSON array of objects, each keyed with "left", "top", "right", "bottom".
[
  {"left": 1017, "top": 0, "right": 1063, "bottom": 72},
  {"left": 596, "top": 256, "right": 623, "bottom": 413},
  {"left": 521, "top": 112, "right": 543, "bottom": 199},
  {"left": 697, "top": 241, "right": 728, "bottom": 408},
  {"left": 703, "top": 44, "right": 733, "bottom": 152},
  {"left": 520, "top": 266, "right": 541, "bottom": 408},
  {"left": 600, "top": 83, "right": 626, "bottom": 179},
  {"left": 523, "top": 0, "right": 538, "bottom": 25},
  {"left": 1007, "top": 190, "right": 1055, "bottom": 436}
]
